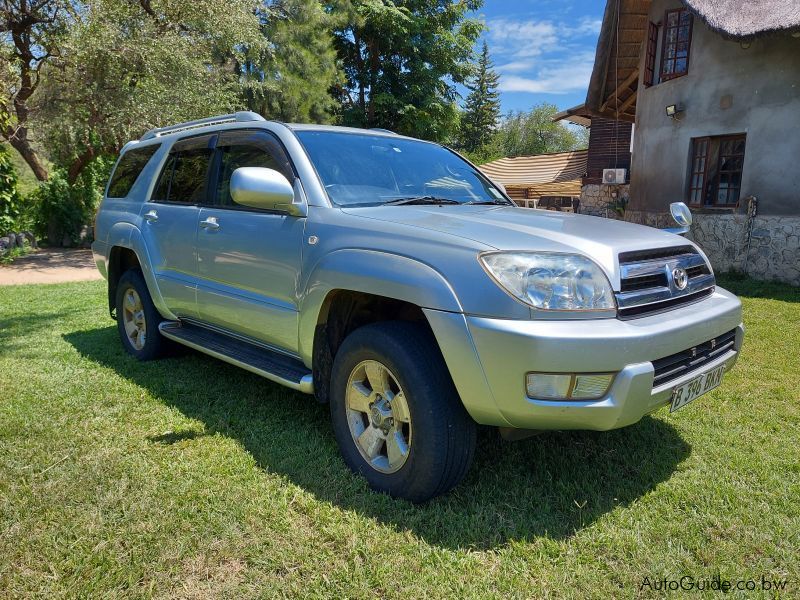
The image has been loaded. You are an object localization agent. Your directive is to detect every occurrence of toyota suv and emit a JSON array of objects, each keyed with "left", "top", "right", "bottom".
[{"left": 92, "top": 111, "right": 744, "bottom": 502}]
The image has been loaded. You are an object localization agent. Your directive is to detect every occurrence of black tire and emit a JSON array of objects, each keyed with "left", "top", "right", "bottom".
[
  {"left": 115, "top": 269, "right": 169, "bottom": 361},
  {"left": 330, "top": 321, "right": 477, "bottom": 503}
]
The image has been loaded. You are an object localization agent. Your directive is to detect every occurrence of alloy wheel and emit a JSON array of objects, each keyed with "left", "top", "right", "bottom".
[
  {"left": 121, "top": 288, "right": 147, "bottom": 351},
  {"left": 345, "top": 360, "right": 412, "bottom": 474}
]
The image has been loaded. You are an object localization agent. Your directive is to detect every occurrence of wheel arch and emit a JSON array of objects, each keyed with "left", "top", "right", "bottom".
[
  {"left": 299, "top": 249, "right": 462, "bottom": 358},
  {"left": 300, "top": 249, "right": 467, "bottom": 405},
  {"left": 105, "top": 223, "right": 175, "bottom": 320},
  {"left": 308, "top": 289, "right": 437, "bottom": 404},
  {"left": 107, "top": 245, "right": 141, "bottom": 316}
]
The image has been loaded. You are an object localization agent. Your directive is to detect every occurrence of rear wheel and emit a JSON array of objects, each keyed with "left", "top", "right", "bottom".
[
  {"left": 330, "top": 321, "right": 476, "bottom": 502},
  {"left": 115, "top": 269, "right": 169, "bottom": 361}
]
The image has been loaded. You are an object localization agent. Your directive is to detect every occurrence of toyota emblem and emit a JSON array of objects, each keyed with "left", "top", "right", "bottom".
[{"left": 672, "top": 267, "right": 689, "bottom": 290}]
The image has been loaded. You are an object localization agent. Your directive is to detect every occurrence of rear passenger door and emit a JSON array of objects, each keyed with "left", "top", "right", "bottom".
[
  {"left": 195, "top": 129, "right": 305, "bottom": 353},
  {"left": 141, "top": 133, "right": 216, "bottom": 318}
]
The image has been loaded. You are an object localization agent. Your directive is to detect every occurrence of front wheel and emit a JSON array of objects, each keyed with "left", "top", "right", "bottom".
[{"left": 330, "top": 322, "right": 477, "bottom": 503}]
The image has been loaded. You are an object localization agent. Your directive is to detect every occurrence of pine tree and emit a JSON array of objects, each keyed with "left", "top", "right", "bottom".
[
  {"left": 330, "top": 0, "right": 483, "bottom": 142},
  {"left": 460, "top": 41, "right": 501, "bottom": 152},
  {"left": 242, "top": 0, "right": 341, "bottom": 123}
]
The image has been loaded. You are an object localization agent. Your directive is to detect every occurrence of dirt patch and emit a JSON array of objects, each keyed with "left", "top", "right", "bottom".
[{"left": 0, "top": 249, "right": 103, "bottom": 285}]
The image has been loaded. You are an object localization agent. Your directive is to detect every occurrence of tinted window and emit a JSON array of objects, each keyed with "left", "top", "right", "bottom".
[
  {"left": 295, "top": 131, "right": 505, "bottom": 207},
  {"left": 170, "top": 149, "right": 213, "bottom": 203},
  {"left": 152, "top": 154, "right": 175, "bottom": 202},
  {"left": 211, "top": 130, "right": 294, "bottom": 209},
  {"left": 107, "top": 144, "right": 160, "bottom": 198},
  {"left": 150, "top": 135, "right": 214, "bottom": 204}
]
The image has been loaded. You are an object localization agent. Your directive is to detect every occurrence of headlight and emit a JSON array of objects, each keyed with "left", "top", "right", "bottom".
[{"left": 479, "top": 252, "right": 616, "bottom": 311}]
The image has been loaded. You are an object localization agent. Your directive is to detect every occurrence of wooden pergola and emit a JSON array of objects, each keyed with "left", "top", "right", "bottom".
[{"left": 480, "top": 150, "right": 588, "bottom": 209}]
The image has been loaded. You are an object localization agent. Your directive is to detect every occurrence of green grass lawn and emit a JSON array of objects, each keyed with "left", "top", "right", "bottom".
[{"left": 1, "top": 278, "right": 798, "bottom": 598}]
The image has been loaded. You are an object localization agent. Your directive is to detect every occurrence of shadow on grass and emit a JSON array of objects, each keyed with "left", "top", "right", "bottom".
[
  {"left": 65, "top": 325, "right": 691, "bottom": 550},
  {"left": 0, "top": 311, "right": 71, "bottom": 353},
  {"left": 717, "top": 273, "right": 800, "bottom": 303},
  {"left": 147, "top": 429, "right": 209, "bottom": 445}
]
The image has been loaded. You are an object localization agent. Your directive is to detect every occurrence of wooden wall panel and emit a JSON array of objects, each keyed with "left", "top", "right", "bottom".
[{"left": 584, "top": 118, "right": 633, "bottom": 184}]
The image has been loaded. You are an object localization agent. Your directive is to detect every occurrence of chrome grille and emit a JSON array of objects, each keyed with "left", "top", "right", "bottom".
[
  {"left": 617, "top": 246, "right": 715, "bottom": 319},
  {"left": 652, "top": 329, "right": 736, "bottom": 387}
]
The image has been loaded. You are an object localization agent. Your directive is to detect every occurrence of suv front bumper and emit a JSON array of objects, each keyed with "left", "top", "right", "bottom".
[{"left": 424, "top": 287, "right": 744, "bottom": 431}]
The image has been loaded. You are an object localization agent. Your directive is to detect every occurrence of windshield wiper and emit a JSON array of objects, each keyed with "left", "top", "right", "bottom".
[
  {"left": 463, "top": 199, "right": 512, "bottom": 205},
  {"left": 383, "top": 195, "right": 462, "bottom": 206}
]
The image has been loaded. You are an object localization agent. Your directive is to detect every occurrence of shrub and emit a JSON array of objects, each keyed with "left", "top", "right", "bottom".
[
  {"left": 0, "top": 145, "right": 23, "bottom": 234},
  {"left": 29, "top": 159, "right": 111, "bottom": 246}
]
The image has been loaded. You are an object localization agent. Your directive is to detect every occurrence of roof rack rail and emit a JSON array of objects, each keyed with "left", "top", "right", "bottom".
[
  {"left": 140, "top": 111, "right": 266, "bottom": 141},
  {"left": 369, "top": 127, "right": 398, "bottom": 135}
]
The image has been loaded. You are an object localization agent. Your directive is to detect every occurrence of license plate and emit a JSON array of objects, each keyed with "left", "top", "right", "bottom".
[{"left": 669, "top": 364, "right": 727, "bottom": 413}]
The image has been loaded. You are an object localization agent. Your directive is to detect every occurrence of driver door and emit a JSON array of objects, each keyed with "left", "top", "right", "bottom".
[{"left": 195, "top": 129, "right": 306, "bottom": 353}]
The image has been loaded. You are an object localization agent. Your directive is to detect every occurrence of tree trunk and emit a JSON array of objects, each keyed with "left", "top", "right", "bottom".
[
  {"left": 367, "top": 37, "right": 379, "bottom": 126},
  {"left": 353, "top": 29, "right": 366, "bottom": 122},
  {"left": 67, "top": 148, "right": 97, "bottom": 185},
  {"left": 4, "top": 13, "right": 52, "bottom": 182},
  {"left": 5, "top": 129, "right": 48, "bottom": 181}
]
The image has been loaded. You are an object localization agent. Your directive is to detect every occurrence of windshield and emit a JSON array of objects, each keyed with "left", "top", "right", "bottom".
[{"left": 295, "top": 130, "right": 509, "bottom": 207}]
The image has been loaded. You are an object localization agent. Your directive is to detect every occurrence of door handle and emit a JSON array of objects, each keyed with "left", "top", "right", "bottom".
[
  {"left": 143, "top": 209, "right": 158, "bottom": 222},
  {"left": 200, "top": 216, "right": 220, "bottom": 231}
]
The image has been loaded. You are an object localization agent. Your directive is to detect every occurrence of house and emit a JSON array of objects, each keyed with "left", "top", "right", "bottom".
[
  {"left": 553, "top": 104, "right": 633, "bottom": 218},
  {"left": 480, "top": 150, "right": 587, "bottom": 210},
  {"left": 579, "top": 0, "right": 800, "bottom": 285}
]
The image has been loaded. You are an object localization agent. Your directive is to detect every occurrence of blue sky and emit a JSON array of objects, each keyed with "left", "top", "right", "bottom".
[{"left": 466, "top": 0, "right": 604, "bottom": 114}]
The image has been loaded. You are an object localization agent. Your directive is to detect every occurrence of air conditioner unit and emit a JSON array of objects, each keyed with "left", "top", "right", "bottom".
[{"left": 602, "top": 168, "right": 627, "bottom": 184}]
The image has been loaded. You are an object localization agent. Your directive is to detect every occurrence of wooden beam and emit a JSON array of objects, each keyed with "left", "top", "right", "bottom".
[
  {"left": 617, "top": 88, "right": 639, "bottom": 114},
  {"left": 587, "top": 0, "right": 621, "bottom": 113},
  {"left": 600, "top": 69, "right": 639, "bottom": 112}
]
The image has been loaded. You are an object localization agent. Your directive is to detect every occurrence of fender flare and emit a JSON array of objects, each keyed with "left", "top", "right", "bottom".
[
  {"left": 106, "top": 222, "right": 177, "bottom": 320},
  {"left": 297, "top": 249, "right": 462, "bottom": 364}
]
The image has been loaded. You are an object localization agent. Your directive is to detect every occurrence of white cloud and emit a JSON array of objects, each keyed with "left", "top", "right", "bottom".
[
  {"left": 571, "top": 17, "right": 602, "bottom": 36},
  {"left": 485, "top": 18, "right": 559, "bottom": 58},
  {"left": 483, "top": 17, "right": 599, "bottom": 96},
  {"left": 496, "top": 60, "right": 536, "bottom": 73},
  {"left": 498, "top": 62, "right": 593, "bottom": 94}
]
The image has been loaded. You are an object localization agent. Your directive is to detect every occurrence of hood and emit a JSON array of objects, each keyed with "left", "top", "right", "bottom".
[{"left": 342, "top": 204, "right": 695, "bottom": 286}]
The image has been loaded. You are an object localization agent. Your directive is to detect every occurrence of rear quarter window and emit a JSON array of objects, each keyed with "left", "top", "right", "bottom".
[{"left": 106, "top": 144, "right": 161, "bottom": 198}]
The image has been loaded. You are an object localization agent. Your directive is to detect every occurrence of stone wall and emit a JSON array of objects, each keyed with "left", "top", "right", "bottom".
[
  {"left": 580, "top": 184, "right": 630, "bottom": 219},
  {"left": 624, "top": 210, "right": 800, "bottom": 287}
]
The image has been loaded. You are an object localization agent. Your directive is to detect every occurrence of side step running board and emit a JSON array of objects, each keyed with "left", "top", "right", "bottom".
[{"left": 159, "top": 321, "right": 314, "bottom": 394}]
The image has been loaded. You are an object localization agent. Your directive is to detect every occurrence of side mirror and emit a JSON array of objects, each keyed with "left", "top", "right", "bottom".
[
  {"left": 230, "top": 167, "right": 307, "bottom": 217},
  {"left": 492, "top": 180, "right": 507, "bottom": 195},
  {"left": 663, "top": 201, "right": 693, "bottom": 236}
]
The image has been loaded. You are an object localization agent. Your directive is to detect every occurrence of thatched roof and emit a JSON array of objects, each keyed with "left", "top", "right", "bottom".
[
  {"left": 585, "top": 0, "right": 800, "bottom": 122},
  {"left": 585, "top": 0, "right": 649, "bottom": 123},
  {"left": 685, "top": 0, "right": 800, "bottom": 39},
  {"left": 479, "top": 150, "right": 588, "bottom": 186},
  {"left": 552, "top": 104, "right": 592, "bottom": 127}
]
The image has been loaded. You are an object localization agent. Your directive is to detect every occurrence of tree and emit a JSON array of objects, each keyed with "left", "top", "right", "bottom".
[
  {"left": 459, "top": 40, "right": 500, "bottom": 152},
  {"left": 0, "top": 0, "right": 70, "bottom": 181},
  {"left": 240, "top": 0, "right": 341, "bottom": 123},
  {"left": 330, "top": 0, "right": 483, "bottom": 142},
  {"left": 496, "top": 103, "right": 587, "bottom": 157},
  {"left": 31, "top": 0, "right": 265, "bottom": 183}
]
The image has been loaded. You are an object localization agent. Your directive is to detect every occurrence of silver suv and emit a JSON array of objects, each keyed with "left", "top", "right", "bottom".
[{"left": 93, "top": 111, "right": 744, "bottom": 502}]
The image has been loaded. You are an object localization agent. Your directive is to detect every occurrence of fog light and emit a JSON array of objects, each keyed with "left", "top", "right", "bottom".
[
  {"left": 526, "top": 373, "right": 615, "bottom": 400},
  {"left": 571, "top": 374, "right": 614, "bottom": 399},
  {"left": 526, "top": 374, "right": 572, "bottom": 399}
]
